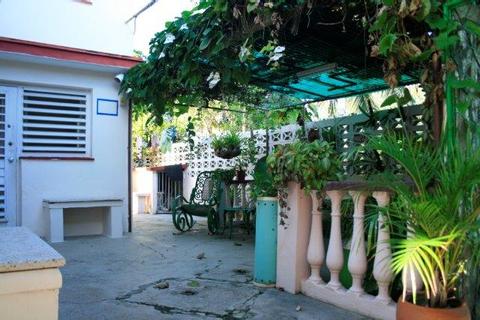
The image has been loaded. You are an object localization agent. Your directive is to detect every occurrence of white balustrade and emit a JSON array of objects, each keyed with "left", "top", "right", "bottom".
[
  {"left": 372, "top": 191, "right": 393, "bottom": 304},
  {"left": 325, "top": 190, "right": 345, "bottom": 290},
  {"left": 306, "top": 191, "right": 325, "bottom": 284},
  {"left": 347, "top": 191, "right": 368, "bottom": 295},
  {"left": 296, "top": 184, "right": 396, "bottom": 320}
]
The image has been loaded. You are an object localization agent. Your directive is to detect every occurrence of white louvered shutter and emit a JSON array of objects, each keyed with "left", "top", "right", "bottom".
[{"left": 22, "top": 89, "right": 90, "bottom": 155}]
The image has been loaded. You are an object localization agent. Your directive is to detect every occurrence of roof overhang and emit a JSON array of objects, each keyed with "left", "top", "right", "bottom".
[{"left": 0, "top": 37, "right": 142, "bottom": 73}]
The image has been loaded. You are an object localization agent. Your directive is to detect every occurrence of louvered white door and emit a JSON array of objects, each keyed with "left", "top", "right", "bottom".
[{"left": 0, "top": 86, "right": 18, "bottom": 226}]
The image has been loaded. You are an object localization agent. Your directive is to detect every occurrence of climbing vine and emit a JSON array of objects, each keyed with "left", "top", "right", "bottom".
[{"left": 369, "top": 0, "right": 480, "bottom": 143}]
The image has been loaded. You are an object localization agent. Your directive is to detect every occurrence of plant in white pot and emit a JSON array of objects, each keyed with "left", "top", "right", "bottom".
[{"left": 368, "top": 134, "right": 480, "bottom": 320}]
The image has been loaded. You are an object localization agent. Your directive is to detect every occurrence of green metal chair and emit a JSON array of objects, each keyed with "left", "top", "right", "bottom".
[{"left": 172, "top": 171, "right": 221, "bottom": 234}]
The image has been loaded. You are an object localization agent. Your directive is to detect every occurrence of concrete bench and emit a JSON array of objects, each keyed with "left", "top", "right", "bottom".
[{"left": 43, "top": 198, "right": 123, "bottom": 243}]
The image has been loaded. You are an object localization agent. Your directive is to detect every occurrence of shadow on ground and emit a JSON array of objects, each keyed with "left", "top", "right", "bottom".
[{"left": 53, "top": 214, "right": 369, "bottom": 320}]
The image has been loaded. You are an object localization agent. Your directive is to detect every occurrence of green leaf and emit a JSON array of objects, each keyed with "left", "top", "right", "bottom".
[
  {"left": 381, "top": 95, "right": 398, "bottom": 108},
  {"left": 456, "top": 102, "right": 469, "bottom": 113},
  {"left": 370, "top": 11, "right": 387, "bottom": 32},
  {"left": 465, "top": 19, "right": 480, "bottom": 37},
  {"left": 379, "top": 34, "right": 397, "bottom": 55},
  {"left": 187, "top": 280, "right": 200, "bottom": 287},
  {"left": 450, "top": 78, "right": 480, "bottom": 91},
  {"left": 426, "top": 15, "right": 448, "bottom": 30},
  {"left": 416, "top": 0, "right": 431, "bottom": 20},
  {"left": 434, "top": 33, "right": 459, "bottom": 50},
  {"left": 199, "top": 38, "right": 212, "bottom": 51},
  {"left": 247, "top": 0, "right": 258, "bottom": 13}
]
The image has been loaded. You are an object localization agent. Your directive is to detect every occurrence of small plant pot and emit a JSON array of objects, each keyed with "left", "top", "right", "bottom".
[
  {"left": 397, "top": 299, "right": 470, "bottom": 320},
  {"left": 307, "top": 128, "right": 320, "bottom": 142},
  {"left": 236, "top": 169, "right": 246, "bottom": 182},
  {"left": 214, "top": 146, "right": 241, "bottom": 159}
]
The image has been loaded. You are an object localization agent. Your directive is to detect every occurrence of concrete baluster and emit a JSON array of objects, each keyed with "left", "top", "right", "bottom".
[
  {"left": 372, "top": 191, "right": 393, "bottom": 304},
  {"left": 348, "top": 191, "right": 368, "bottom": 295},
  {"left": 307, "top": 191, "right": 325, "bottom": 284},
  {"left": 325, "top": 190, "right": 345, "bottom": 290}
]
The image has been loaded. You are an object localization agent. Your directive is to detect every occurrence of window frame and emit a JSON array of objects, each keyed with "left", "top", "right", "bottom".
[{"left": 18, "top": 86, "right": 92, "bottom": 158}]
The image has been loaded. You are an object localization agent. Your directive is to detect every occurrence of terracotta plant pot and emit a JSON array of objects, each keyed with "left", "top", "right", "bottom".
[
  {"left": 397, "top": 299, "right": 471, "bottom": 320},
  {"left": 236, "top": 170, "right": 246, "bottom": 182}
]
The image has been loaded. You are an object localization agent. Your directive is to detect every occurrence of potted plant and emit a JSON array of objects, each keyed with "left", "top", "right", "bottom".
[
  {"left": 368, "top": 134, "right": 479, "bottom": 320},
  {"left": 233, "top": 135, "right": 257, "bottom": 181},
  {"left": 266, "top": 139, "right": 340, "bottom": 225},
  {"left": 212, "top": 131, "right": 241, "bottom": 159}
]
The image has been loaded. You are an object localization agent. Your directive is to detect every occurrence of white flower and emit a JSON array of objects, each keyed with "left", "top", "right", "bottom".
[
  {"left": 239, "top": 46, "right": 250, "bottom": 62},
  {"left": 126, "top": 88, "right": 132, "bottom": 94},
  {"left": 192, "top": 8, "right": 207, "bottom": 15},
  {"left": 264, "top": 2, "right": 274, "bottom": 8},
  {"left": 268, "top": 53, "right": 283, "bottom": 64},
  {"left": 180, "top": 23, "right": 188, "bottom": 31},
  {"left": 164, "top": 33, "right": 175, "bottom": 44},
  {"left": 274, "top": 46, "right": 285, "bottom": 53},
  {"left": 206, "top": 72, "right": 221, "bottom": 89},
  {"left": 158, "top": 52, "right": 166, "bottom": 59}
]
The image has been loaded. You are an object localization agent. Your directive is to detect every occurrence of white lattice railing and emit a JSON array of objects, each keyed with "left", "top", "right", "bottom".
[
  {"left": 155, "top": 105, "right": 424, "bottom": 182},
  {"left": 277, "top": 182, "right": 396, "bottom": 320}
]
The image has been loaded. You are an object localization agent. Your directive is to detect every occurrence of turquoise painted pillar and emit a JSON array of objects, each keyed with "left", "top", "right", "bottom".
[{"left": 254, "top": 197, "right": 278, "bottom": 286}]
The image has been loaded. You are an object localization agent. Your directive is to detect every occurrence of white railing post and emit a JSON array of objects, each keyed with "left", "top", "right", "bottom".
[
  {"left": 325, "top": 190, "right": 345, "bottom": 290},
  {"left": 372, "top": 191, "right": 393, "bottom": 304},
  {"left": 307, "top": 191, "right": 325, "bottom": 284},
  {"left": 347, "top": 191, "right": 369, "bottom": 295}
]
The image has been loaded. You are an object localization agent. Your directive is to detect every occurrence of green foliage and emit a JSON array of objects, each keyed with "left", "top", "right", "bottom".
[
  {"left": 266, "top": 140, "right": 340, "bottom": 193},
  {"left": 213, "top": 168, "right": 236, "bottom": 184},
  {"left": 121, "top": 0, "right": 314, "bottom": 123},
  {"left": 251, "top": 157, "right": 277, "bottom": 198},
  {"left": 211, "top": 131, "right": 241, "bottom": 153},
  {"left": 367, "top": 133, "right": 480, "bottom": 308}
]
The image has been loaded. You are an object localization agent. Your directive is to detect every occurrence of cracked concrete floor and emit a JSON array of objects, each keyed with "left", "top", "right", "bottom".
[{"left": 53, "top": 214, "right": 369, "bottom": 320}]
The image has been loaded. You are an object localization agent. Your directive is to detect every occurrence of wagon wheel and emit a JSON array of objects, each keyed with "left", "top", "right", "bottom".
[
  {"left": 207, "top": 208, "right": 219, "bottom": 235},
  {"left": 172, "top": 210, "right": 193, "bottom": 232}
]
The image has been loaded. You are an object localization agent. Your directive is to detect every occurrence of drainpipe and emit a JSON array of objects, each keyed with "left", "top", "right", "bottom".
[{"left": 128, "top": 100, "right": 133, "bottom": 232}]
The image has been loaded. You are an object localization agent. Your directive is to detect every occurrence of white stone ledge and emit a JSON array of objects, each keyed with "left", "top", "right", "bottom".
[
  {"left": 301, "top": 279, "right": 396, "bottom": 320},
  {"left": 0, "top": 227, "right": 65, "bottom": 273}
]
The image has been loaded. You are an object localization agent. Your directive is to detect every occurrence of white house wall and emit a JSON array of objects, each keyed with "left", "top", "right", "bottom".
[
  {"left": 0, "top": 59, "right": 129, "bottom": 238},
  {"left": 0, "top": 0, "right": 134, "bottom": 56}
]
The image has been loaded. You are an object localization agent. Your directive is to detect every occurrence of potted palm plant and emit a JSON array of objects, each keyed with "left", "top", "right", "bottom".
[{"left": 368, "top": 134, "right": 480, "bottom": 320}]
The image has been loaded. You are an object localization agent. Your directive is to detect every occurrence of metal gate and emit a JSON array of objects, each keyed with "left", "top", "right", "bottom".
[{"left": 156, "top": 171, "right": 182, "bottom": 213}]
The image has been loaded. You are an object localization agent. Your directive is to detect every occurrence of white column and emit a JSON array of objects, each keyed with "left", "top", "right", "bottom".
[
  {"left": 372, "top": 191, "right": 393, "bottom": 304},
  {"left": 276, "top": 182, "right": 312, "bottom": 293},
  {"left": 347, "top": 191, "right": 368, "bottom": 295},
  {"left": 307, "top": 191, "right": 325, "bottom": 284},
  {"left": 48, "top": 208, "right": 64, "bottom": 243},
  {"left": 325, "top": 190, "right": 345, "bottom": 290},
  {"left": 105, "top": 206, "right": 123, "bottom": 238}
]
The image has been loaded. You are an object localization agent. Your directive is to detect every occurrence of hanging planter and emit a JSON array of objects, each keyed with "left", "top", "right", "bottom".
[
  {"left": 214, "top": 146, "right": 241, "bottom": 159},
  {"left": 212, "top": 132, "right": 241, "bottom": 159}
]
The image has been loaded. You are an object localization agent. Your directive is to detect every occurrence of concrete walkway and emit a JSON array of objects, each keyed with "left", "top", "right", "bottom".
[{"left": 53, "top": 214, "right": 369, "bottom": 320}]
